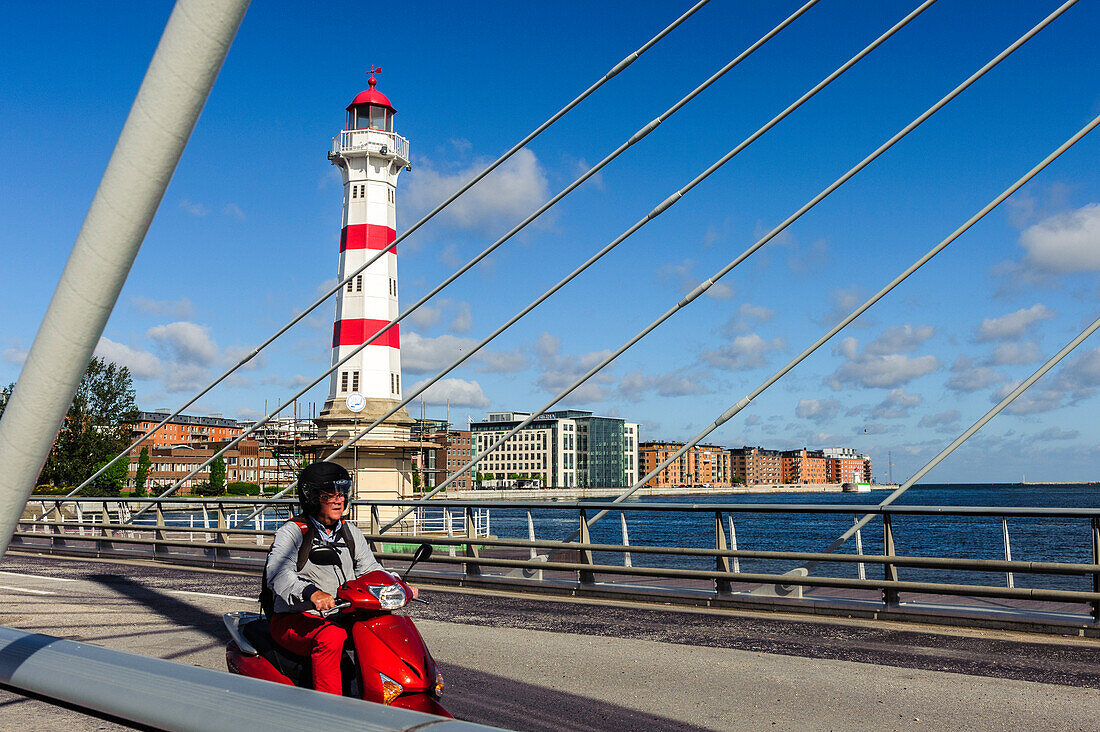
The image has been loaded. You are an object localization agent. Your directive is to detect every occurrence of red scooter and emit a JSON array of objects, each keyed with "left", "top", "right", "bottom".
[{"left": 224, "top": 543, "right": 449, "bottom": 716}]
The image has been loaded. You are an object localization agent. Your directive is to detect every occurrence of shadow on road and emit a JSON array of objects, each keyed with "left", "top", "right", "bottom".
[
  {"left": 85, "top": 574, "right": 224, "bottom": 643},
  {"left": 443, "top": 664, "right": 714, "bottom": 732}
]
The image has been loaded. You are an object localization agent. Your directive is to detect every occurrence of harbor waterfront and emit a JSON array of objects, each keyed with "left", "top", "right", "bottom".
[{"left": 445, "top": 482, "right": 896, "bottom": 501}]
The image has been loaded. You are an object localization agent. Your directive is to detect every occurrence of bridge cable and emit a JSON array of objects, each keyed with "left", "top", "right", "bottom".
[
  {"left": 595, "top": 110, "right": 1100, "bottom": 542},
  {"left": 126, "top": 0, "right": 810, "bottom": 521},
  {"left": 376, "top": 0, "right": 1073, "bottom": 530},
  {"left": 214, "top": 0, "right": 830, "bottom": 529},
  {"left": 0, "top": 0, "right": 251, "bottom": 550},
  {"left": 60, "top": 0, "right": 712, "bottom": 509},
  {"left": 378, "top": 0, "right": 978, "bottom": 533}
]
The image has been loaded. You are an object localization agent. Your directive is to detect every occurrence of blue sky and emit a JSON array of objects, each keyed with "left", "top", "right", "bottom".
[{"left": 3, "top": 1, "right": 1100, "bottom": 484}]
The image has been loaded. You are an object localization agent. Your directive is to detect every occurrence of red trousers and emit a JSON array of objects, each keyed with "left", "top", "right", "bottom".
[{"left": 270, "top": 612, "right": 348, "bottom": 695}]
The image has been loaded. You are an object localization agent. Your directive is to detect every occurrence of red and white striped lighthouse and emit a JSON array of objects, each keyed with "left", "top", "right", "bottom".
[{"left": 319, "top": 75, "right": 411, "bottom": 425}]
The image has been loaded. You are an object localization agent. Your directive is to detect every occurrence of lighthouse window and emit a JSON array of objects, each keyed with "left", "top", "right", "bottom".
[
  {"left": 356, "top": 275, "right": 363, "bottom": 292},
  {"left": 396, "top": 374, "right": 400, "bottom": 392},
  {"left": 370, "top": 106, "right": 387, "bottom": 131},
  {"left": 340, "top": 371, "right": 349, "bottom": 393},
  {"left": 351, "top": 371, "right": 360, "bottom": 392},
  {"left": 390, "top": 373, "right": 395, "bottom": 394}
]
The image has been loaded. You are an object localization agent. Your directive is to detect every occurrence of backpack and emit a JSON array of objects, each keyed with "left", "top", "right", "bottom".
[{"left": 259, "top": 515, "right": 358, "bottom": 617}]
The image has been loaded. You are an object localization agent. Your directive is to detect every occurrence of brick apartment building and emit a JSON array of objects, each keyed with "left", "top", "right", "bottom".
[
  {"left": 127, "top": 439, "right": 296, "bottom": 493},
  {"left": 781, "top": 448, "right": 828, "bottom": 484},
  {"left": 126, "top": 410, "right": 242, "bottom": 448},
  {"left": 638, "top": 442, "right": 732, "bottom": 488},
  {"left": 729, "top": 446, "right": 783, "bottom": 484},
  {"left": 410, "top": 422, "right": 473, "bottom": 491}
]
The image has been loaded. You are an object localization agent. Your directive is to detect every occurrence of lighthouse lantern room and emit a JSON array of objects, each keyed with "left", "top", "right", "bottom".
[{"left": 316, "top": 75, "right": 413, "bottom": 436}]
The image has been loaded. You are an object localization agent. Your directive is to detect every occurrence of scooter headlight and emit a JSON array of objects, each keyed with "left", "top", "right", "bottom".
[
  {"left": 369, "top": 583, "right": 407, "bottom": 609},
  {"left": 433, "top": 670, "right": 445, "bottom": 698},
  {"left": 379, "top": 672, "right": 403, "bottom": 704}
]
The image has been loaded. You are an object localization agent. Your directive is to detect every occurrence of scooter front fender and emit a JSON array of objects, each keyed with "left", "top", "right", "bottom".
[
  {"left": 391, "top": 693, "right": 453, "bottom": 718},
  {"left": 351, "top": 614, "right": 438, "bottom": 697}
]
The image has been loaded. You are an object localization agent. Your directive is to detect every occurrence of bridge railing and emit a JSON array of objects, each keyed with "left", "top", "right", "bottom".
[{"left": 12, "top": 496, "right": 1100, "bottom": 628}]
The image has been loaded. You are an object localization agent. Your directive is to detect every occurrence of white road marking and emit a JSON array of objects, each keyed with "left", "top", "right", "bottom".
[
  {"left": 0, "top": 571, "right": 76, "bottom": 582},
  {"left": 0, "top": 585, "right": 56, "bottom": 595},
  {"left": 169, "top": 589, "right": 256, "bottom": 602}
]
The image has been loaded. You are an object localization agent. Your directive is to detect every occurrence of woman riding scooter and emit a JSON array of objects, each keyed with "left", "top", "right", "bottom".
[{"left": 265, "top": 460, "right": 416, "bottom": 695}]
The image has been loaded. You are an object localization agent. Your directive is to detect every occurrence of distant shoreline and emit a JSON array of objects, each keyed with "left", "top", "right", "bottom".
[{"left": 445, "top": 483, "right": 899, "bottom": 501}]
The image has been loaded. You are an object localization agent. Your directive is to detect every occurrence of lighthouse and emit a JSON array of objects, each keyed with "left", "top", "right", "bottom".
[{"left": 316, "top": 75, "right": 413, "bottom": 437}]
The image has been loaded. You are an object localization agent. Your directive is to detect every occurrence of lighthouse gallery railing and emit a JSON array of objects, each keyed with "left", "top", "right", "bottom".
[{"left": 333, "top": 128, "right": 410, "bottom": 162}]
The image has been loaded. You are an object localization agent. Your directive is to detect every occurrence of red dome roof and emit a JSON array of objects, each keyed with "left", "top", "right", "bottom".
[{"left": 346, "top": 76, "right": 395, "bottom": 112}]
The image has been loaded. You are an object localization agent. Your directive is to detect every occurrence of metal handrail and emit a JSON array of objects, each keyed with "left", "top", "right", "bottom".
[{"left": 15, "top": 495, "right": 1100, "bottom": 625}]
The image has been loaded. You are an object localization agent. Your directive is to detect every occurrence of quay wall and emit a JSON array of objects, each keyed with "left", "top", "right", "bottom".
[{"left": 444, "top": 483, "right": 899, "bottom": 501}]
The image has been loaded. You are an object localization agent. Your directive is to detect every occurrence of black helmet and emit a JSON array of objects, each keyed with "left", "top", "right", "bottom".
[{"left": 297, "top": 461, "right": 352, "bottom": 515}]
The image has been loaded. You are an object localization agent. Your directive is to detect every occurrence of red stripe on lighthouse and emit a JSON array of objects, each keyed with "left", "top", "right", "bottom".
[
  {"left": 340, "top": 224, "right": 397, "bottom": 253},
  {"left": 332, "top": 319, "right": 400, "bottom": 348}
]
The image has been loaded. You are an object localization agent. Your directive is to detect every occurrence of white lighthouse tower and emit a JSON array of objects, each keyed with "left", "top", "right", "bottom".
[{"left": 316, "top": 74, "right": 413, "bottom": 437}]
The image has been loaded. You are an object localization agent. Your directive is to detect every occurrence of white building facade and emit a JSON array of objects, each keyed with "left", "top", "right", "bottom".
[{"left": 471, "top": 410, "right": 639, "bottom": 489}]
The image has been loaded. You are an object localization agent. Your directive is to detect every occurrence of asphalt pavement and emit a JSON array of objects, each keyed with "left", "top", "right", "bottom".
[{"left": 0, "top": 553, "right": 1098, "bottom": 731}]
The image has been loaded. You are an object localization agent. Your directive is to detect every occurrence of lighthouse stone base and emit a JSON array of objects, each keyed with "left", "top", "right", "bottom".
[{"left": 309, "top": 398, "right": 433, "bottom": 532}]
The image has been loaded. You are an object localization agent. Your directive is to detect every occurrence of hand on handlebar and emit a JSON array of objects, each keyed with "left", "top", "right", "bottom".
[{"left": 310, "top": 590, "right": 336, "bottom": 612}]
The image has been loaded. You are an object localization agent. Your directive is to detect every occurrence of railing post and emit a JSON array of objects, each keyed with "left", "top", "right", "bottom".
[
  {"left": 153, "top": 502, "right": 168, "bottom": 559},
  {"left": 854, "top": 516, "right": 866, "bottom": 581},
  {"left": 728, "top": 515, "right": 740, "bottom": 574},
  {"left": 577, "top": 509, "right": 595, "bottom": 585},
  {"left": 1092, "top": 517, "right": 1100, "bottom": 624},
  {"left": 882, "top": 512, "right": 899, "bottom": 607},
  {"left": 1002, "top": 516, "right": 1014, "bottom": 589},
  {"left": 713, "top": 511, "right": 732, "bottom": 595},
  {"left": 369, "top": 506, "right": 381, "bottom": 552},
  {"left": 50, "top": 502, "right": 67, "bottom": 549},
  {"left": 620, "top": 512, "right": 631, "bottom": 568},
  {"left": 446, "top": 509, "right": 456, "bottom": 558},
  {"left": 464, "top": 506, "right": 481, "bottom": 577}
]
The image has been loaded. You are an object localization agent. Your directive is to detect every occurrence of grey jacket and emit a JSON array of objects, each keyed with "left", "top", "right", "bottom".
[{"left": 265, "top": 517, "right": 383, "bottom": 614}]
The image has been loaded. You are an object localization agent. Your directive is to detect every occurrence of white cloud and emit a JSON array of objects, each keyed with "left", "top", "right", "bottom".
[
  {"left": 988, "top": 341, "right": 1040, "bottom": 366},
  {"left": 946, "top": 366, "right": 1004, "bottom": 393},
  {"left": 918, "top": 410, "right": 959, "bottom": 429},
  {"left": 405, "top": 149, "right": 550, "bottom": 234},
  {"left": 410, "top": 377, "right": 490, "bottom": 408},
  {"left": 702, "top": 333, "right": 784, "bottom": 370},
  {"left": 450, "top": 302, "right": 473, "bottom": 333},
  {"left": 975, "top": 304, "right": 1056, "bottom": 342},
  {"left": 1021, "top": 203, "right": 1100, "bottom": 273},
  {"left": 871, "top": 388, "right": 921, "bottom": 419},
  {"left": 618, "top": 370, "right": 712, "bottom": 402},
  {"left": 407, "top": 304, "right": 443, "bottom": 330},
  {"left": 2, "top": 347, "right": 27, "bottom": 365},
  {"left": 795, "top": 398, "right": 841, "bottom": 423},
  {"left": 993, "top": 380, "right": 1064, "bottom": 415},
  {"left": 829, "top": 353, "right": 939, "bottom": 390},
  {"left": 223, "top": 202, "right": 246, "bottom": 220},
  {"left": 179, "top": 198, "right": 208, "bottom": 216},
  {"left": 402, "top": 332, "right": 477, "bottom": 374},
  {"left": 129, "top": 296, "right": 194, "bottom": 318},
  {"left": 1035, "top": 426, "right": 1078, "bottom": 441},
  {"left": 94, "top": 338, "right": 162, "bottom": 380},
  {"left": 724, "top": 303, "right": 776, "bottom": 333},
  {"left": 474, "top": 349, "right": 527, "bottom": 373},
  {"left": 147, "top": 322, "right": 219, "bottom": 365},
  {"left": 865, "top": 324, "right": 935, "bottom": 355}
]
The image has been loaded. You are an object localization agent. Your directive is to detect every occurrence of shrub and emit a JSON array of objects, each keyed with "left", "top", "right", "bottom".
[{"left": 226, "top": 482, "right": 261, "bottom": 496}]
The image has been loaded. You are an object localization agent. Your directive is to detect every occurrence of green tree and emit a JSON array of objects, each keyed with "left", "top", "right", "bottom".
[
  {"left": 204, "top": 455, "right": 227, "bottom": 496},
  {"left": 39, "top": 358, "right": 139, "bottom": 488},
  {"left": 0, "top": 382, "right": 13, "bottom": 419},
  {"left": 411, "top": 470, "right": 422, "bottom": 491},
  {"left": 84, "top": 458, "right": 127, "bottom": 497},
  {"left": 133, "top": 446, "right": 151, "bottom": 497}
]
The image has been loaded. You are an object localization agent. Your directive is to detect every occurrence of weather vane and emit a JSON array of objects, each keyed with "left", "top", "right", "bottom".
[{"left": 367, "top": 66, "right": 382, "bottom": 86}]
